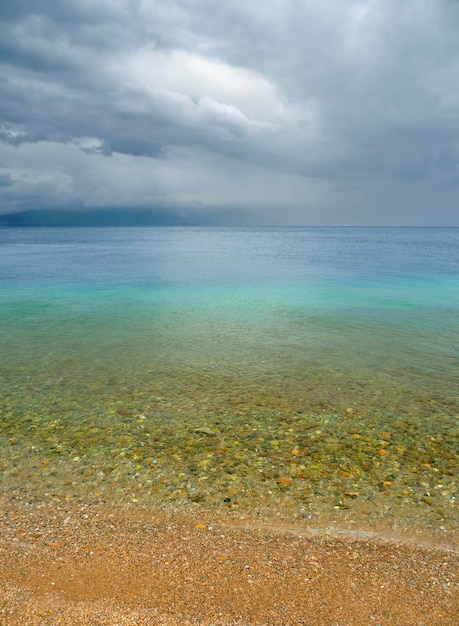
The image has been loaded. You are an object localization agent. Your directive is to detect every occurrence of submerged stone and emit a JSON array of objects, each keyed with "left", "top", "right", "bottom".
[{"left": 194, "top": 427, "right": 217, "bottom": 436}]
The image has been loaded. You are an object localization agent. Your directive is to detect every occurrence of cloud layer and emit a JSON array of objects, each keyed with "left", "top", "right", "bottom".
[{"left": 1, "top": 0, "right": 458, "bottom": 224}]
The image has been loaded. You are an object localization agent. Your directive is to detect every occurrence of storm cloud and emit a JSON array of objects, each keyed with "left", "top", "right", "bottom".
[{"left": 1, "top": 0, "right": 458, "bottom": 224}]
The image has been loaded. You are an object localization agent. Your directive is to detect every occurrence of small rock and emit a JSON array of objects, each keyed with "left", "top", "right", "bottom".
[
  {"left": 190, "top": 492, "right": 205, "bottom": 503},
  {"left": 194, "top": 427, "right": 216, "bottom": 436},
  {"left": 344, "top": 491, "right": 359, "bottom": 498},
  {"left": 276, "top": 477, "right": 293, "bottom": 488}
]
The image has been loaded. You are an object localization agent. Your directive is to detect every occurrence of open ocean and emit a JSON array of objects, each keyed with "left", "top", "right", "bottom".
[{"left": 1, "top": 227, "right": 458, "bottom": 536}]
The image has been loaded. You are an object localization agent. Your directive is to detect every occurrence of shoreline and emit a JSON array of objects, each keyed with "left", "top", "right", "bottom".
[{"left": 1, "top": 497, "right": 458, "bottom": 625}]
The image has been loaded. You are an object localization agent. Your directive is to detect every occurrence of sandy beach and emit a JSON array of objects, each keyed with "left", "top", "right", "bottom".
[{"left": 1, "top": 496, "right": 458, "bottom": 626}]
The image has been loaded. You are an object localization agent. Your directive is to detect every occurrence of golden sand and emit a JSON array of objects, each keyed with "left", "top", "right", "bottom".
[{"left": 1, "top": 497, "right": 458, "bottom": 625}]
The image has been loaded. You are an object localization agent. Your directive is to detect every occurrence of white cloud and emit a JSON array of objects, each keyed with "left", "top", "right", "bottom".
[{"left": 114, "top": 48, "right": 289, "bottom": 126}]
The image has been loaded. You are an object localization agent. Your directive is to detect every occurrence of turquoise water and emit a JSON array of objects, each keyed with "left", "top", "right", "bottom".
[{"left": 0, "top": 227, "right": 458, "bottom": 534}]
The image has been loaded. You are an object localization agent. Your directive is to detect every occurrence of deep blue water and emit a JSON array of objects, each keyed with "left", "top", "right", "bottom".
[{"left": 1, "top": 226, "right": 458, "bottom": 289}]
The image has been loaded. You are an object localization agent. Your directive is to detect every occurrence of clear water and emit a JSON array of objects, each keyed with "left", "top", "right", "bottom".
[{"left": 1, "top": 227, "right": 458, "bottom": 535}]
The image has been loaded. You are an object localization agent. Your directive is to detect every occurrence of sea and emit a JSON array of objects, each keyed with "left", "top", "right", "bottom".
[{"left": 0, "top": 227, "right": 458, "bottom": 538}]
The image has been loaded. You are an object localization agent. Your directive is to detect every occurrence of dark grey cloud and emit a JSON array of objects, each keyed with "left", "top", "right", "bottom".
[
  {"left": 0, "top": 172, "right": 13, "bottom": 187},
  {"left": 0, "top": 0, "right": 458, "bottom": 224}
]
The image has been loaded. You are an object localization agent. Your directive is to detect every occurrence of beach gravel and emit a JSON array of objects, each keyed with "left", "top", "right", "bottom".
[{"left": 0, "top": 497, "right": 458, "bottom": 625}]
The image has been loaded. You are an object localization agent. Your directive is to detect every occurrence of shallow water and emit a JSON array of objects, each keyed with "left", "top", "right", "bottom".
[{"left": 0, "top": 227, "right": 458, "bottom": 535}]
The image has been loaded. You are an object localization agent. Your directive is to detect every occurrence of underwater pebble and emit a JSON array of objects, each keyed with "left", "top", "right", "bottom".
[
  {"left": 276, "top": 477, "right": 293, "bottom": 489},
  {"left": 194, "top": 427, "right": 217, "bottom": 436}
]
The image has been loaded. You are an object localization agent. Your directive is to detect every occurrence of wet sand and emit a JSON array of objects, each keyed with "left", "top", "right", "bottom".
[{"left": 1, "top": 497, "right": 458, "bottom": 625}]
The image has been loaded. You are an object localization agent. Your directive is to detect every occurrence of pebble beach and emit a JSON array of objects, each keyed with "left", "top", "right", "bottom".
[{"left": 1, "top": 496, "right": 458, "bottom": 626}]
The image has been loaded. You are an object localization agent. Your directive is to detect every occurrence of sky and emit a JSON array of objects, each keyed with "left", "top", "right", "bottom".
[{"left": 1, "top": 0, "right": 459, "bottom": 225}]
